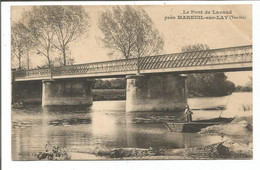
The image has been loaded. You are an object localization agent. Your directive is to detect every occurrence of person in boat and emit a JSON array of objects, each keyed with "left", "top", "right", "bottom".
[{"left": 184, "top": 104, "right": 193, "bottom": 123}]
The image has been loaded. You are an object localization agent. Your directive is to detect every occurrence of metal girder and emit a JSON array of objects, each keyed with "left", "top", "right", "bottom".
[{"left": 13, "top": 45, "right": 252, "bottom": 81}]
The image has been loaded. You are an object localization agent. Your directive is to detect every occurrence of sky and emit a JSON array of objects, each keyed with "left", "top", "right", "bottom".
[{"left": 11, "top": 5, "right": 252, "bottom": 85}]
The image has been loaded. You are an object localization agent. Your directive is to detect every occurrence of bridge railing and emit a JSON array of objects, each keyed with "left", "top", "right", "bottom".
[
  {"left": 139, "top": 45, "right": 252, "bottom": 70},
  {"left": 14, "top": 58, "right": 138, "bottom": 80},
  {"left": 207, "top": 45, "right": 252, "bottom": 64},
  {"left": 52, "top": 58, "right": 137, "bottom": 76},
  {"left": 13, "top": 45, "right": 252, "bottom": 80},
  {"left": 13, "top": 68, "right": 52, "bottom": 80},
  {"left": 139, "top": 51, "right": 210, "bottom": 69}
]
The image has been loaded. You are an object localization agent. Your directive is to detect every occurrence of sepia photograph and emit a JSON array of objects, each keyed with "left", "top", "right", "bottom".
[{"left": 10, "top": 4, "right": 252, "bottom": 161}]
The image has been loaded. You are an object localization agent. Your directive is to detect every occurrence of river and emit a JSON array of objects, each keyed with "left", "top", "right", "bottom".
[{"left": 11, "top": 92, "right": 252, "bottom": 160}]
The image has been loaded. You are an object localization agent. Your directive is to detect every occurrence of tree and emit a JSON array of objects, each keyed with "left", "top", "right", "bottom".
[
  {"left": 224, "top": 80, "right": 236, "bottom": 93},
  {"left": 21, "top": 6, "right": 90, "bottom": 68},
  {"left": 27, "top": 6, "right": 55, "bottom": 68},
  {"left": 246, "top": 76, "right": 252, "bottom": 88},
  {"left": 98, "top": 6, "right": 164, "bottom": 59},
  {"left": 182, "top": 44, "right": 210, "bottom": 52},
  {"left": 183, "top": 44, "right": 235, "bottom": 96},
  {"left": 11, "top": 22, "right": 32, "bottom": 69},
  {"left": 110, "top": 78, "right": 126, "bottom": 89},
  {"left": 49, "top": 6, "right": 90, "bottom": 66},
  {"left": 93, "top": 80, "right": 112, "bottom": 89},
  {"left": 235, "top": 76, "right": 252, "bottom": 92}
]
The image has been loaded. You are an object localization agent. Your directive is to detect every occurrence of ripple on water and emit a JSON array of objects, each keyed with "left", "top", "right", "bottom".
[{"left": 12, "top": 93, "right": 252, "bottom": 160}]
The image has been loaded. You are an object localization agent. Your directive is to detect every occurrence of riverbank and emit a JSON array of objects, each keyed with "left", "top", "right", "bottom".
[
  {"left": 63, "top": 115, "right": 253, "bottom": 160},
  {"left": 32, "top": 117, "right": 253, "bottom": 160},
  {"left": 67, "top": 141, "right": 252, "bottom": 160},
  {"left": 93, "top": 89, "right": 125, "bottom": 101}
]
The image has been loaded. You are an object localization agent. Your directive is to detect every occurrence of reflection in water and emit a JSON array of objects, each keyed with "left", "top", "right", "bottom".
[
  {"left": 12, "top": 92, "right": 252, "bottom": 160},
  {"left": 49, "top": 118, "right": 91, "bottom": 126}
]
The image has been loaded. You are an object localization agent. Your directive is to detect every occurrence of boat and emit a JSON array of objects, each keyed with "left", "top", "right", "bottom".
[{"left": 165, "top": 117, "right": 234, "bottom": 133}]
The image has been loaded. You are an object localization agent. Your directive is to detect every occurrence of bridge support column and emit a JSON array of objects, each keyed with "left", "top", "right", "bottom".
[
  {"left": 42, "top": 79, "right": 93, "bottom": 106},
  {"left": 126, "top": 74, "right": 187, "bottom": 112}
]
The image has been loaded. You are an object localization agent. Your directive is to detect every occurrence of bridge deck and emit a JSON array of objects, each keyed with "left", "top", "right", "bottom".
[{"left": 13, "top": 45, "right": 252, "bottom": 81}]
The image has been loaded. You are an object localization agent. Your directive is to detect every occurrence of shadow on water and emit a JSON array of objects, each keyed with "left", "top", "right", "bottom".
[
  {"left": 43, "top": 105, "right": 93, "bottom": 126},
  {"left": 126, "top": 111, "right": 185, "bottom": 124},
  {"left": 49, "top": 118, "right": 92, "bottom": 126},
  {"left": 12, "top": 103, "right": 93, "bottom": 114},
  {"left": 42, "top": 105, "right": 93, "bottom": 115},
  {"left": 12, "top": 104, "right": 93, "bottom": 129}
]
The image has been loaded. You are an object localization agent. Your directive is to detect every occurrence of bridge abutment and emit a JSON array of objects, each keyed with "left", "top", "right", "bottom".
[
  {"left": 126, "top": 74, "right": 187, "bottom": 112},
  {"left": 42, "top": 79, "right": 93, "bottom": 106}
]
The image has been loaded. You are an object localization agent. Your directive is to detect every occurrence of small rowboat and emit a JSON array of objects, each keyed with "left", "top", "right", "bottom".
[{"left": 165, "top": 117, "right": 234, "bottom": 133}]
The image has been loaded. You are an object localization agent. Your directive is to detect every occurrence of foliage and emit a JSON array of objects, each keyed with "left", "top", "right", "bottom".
[
  {"left": 36, "top": 142, "right": 71, "bottom": 160},
  {"left": 49, "top": 6, "right": 90, "bottom": 66},
  {"left": 184, "top": 141, "right": 232, "bottom": 159},
  {"left": 91, "top": 79, "right": 126, "bottom": 101},
  {"left": 26, "top": 6, "right": 55, "bottom": 68},
  {"left": 93, "top": 78, "right": 126, "bottom": 89},
  {"left": 11, "top": 22, "right": 33, "bottom": 69},
  {"left": 98, "top": 6, "right": 164, "bottom": 59},
  {"left": 187, "top": 73, "right": 235, "bottom": 97},
  {"left": 247, "top": 76, "right": 252, "bottom": 87},
  {"left": 182, "top": 44, "right": 235, "bottom": 97},
  {"left": 95, "top": 147, "right": 165, "bottom": 158},
  {"left": 94, "top": 80, "right": 112, "bottom": 89},
  {"left": 93, "top": 89, "right": 126, "bottom": 101},
  {"left": 182, "top": 44, "right": 210, "bottom": 52},
  {"left": 234, "top": 76, "right": 252, "bottom": 92},
  {"left": 235, "top": 85, "right": 252, "bottom": 92},
  {"left": 12, "top": 6, "right": 90, "bottom": 69},
  {"left": 53, "top": 55, "right": 75, "bottom": 66}
]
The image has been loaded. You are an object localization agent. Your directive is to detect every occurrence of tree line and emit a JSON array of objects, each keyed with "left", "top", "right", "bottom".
[
  {"left": 234, "top": 76, "right": 252, "bottom": 92},
  {"left": 92, "top": 74, "right": 236, "bottom": 97},
  {"left": 93, "top": 79, "right": 126, "bottom": 89},
  {"left": 12, "top": 6, "right": 90, "bottom": 69},
  {"left": 12, "top": 6, "right": 163, "bottom": 69},
  {"left": 182, "top": 44, "right": 236, "bottom": 97}
]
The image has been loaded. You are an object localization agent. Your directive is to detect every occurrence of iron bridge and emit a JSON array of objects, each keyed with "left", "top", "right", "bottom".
[{"left": 13, "top": 45, "right": 252, "bottom": 81}]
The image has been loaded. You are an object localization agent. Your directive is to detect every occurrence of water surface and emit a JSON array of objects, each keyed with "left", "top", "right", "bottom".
[{"left": 12, "top": 92, "right": 252, "bottom": 160}]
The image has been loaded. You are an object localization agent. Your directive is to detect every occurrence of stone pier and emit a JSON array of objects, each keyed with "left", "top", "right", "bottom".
[
  {"left": 42, "top": 79, "right": 93, "bottom": 106},
  {"left": 126, "top": 74, "right": 187, "bottom": 112}
]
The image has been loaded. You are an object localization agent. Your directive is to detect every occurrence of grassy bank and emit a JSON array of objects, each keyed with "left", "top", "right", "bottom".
[
  {"left": 200, "top": 116, "right": 252, "bottom": 139},
  {"left": 93, "top": 89, "right": 125, "bottom": 101},
  {"left": 85, "top": 116, "right": 252, "bottom": 160},
  {"left": 67, "top": 140, "right": 252, "bottom": 160}
]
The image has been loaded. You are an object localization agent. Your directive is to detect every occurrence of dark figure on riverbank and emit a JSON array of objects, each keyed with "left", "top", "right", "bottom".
[{"left": 184, "top": 105, "right": 193, "bottom": 123}]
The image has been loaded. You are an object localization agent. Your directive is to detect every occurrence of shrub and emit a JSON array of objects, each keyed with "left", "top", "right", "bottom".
[{"left": 36, "top": 142, "right": 71, "bottom": 160}]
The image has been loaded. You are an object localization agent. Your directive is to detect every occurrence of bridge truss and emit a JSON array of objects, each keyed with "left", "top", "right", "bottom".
[{"left": 13, "top": 45, "right": 252, "bottom": 81}]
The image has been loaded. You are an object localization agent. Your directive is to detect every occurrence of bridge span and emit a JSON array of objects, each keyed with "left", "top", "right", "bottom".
[
  {"left": 13, "top": 45, "right": 252, "bottom": 81},
  {"left": 12, "top": 45, "right": 252, "bottom": 112}
]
